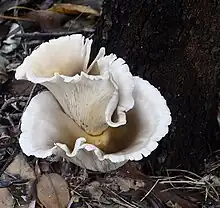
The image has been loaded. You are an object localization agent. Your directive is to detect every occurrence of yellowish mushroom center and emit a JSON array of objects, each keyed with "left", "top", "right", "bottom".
[{"left": 64, "top": 109, "right": 139, "bottom": 154}]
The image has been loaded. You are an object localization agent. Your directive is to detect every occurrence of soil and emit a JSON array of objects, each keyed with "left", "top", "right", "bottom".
[{"left": 93, "top": 0, "right": 220, "bottom": 174}]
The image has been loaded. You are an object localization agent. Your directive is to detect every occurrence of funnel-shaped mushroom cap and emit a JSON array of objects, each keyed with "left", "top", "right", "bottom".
[{"left": 16, "top": 34, "right": 171, "bottom": 172}]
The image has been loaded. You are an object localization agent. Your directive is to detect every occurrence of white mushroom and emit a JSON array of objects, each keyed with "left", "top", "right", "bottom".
[{"left": 16, "top": 34, "right": 171, "bottom": 172}]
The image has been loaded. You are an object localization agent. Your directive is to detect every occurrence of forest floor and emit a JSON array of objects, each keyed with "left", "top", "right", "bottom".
[{"left": 0, "top": 0, "right": 219, "bottom": 208}]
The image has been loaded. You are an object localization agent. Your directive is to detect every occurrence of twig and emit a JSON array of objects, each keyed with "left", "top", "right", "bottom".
[
  {"left": 165, "top": 169, "right": 176, "bottom": 189},
  {"left": 202, "top": 188, "right": 219, "bottom": 202},
  {"left": 13, "top": 0, "right": 19, "bottom": 17},
  {"left": 67, "top": 13, "right": 83, "bottom": 31},
  {"left": 6, "top": 26, "right": 21, "bottom": 38},
  {"left": 202, "top": 179, "right": 220, "bottom": 202},
  {"left": 161, "top": 186, "right": 202, "bottom": 192},
  {"left": 205, "top": 187, "right": 208, "bottom": 201},
  {"left": 140, "top": 176, "right": 185, "bottom": 202},
  {"left": 71, "top": 189, "right": 89, "bottom": 199},
  {"left": 140, "top": 179, "right": 160, "bottom": 202},
  {"left": 0, "top": 135, "right": 11, "bottom": 139},
  {"left": 160, "top": 180, "right": 205, "bottom": 185},
  {"left": 0, "top": 97, "right": 28, "bottom": 113},
  {"left": 14, "top": 31, "right": 87, "bottom": 39},
  {"left": 18, "top": 18, "right": 29, "bottom": 56},
  {"left": 210, "top": 164, "right": 220, "bottom": 172},
  {"left": 9, "top": 5, "right": 36, "bottom": 12},
  {"left": 184, "top": 175, "right": 199, "bottom": 182},
  {"left": 163, "top": 169, "right": 220, "bottom": 202},
  {"left": 0, "top": 14, "right": 35, "bottom": 22},
  {"left": 67, "top": 196, "right": 74, "bottom": 208},
  {"left": 5, "top": 113, "right": 16, "bottom": 132},
  {"left": 0, "top": 113, "right": 22, "bottom": 121},
  {"left": 166, "top": 169, "right": 202, "bottom": 179}
]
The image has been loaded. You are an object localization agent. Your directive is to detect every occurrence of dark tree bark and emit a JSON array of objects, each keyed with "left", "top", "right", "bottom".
[{"left": 93, "top": 0, "right": 220, "bottom": 173}]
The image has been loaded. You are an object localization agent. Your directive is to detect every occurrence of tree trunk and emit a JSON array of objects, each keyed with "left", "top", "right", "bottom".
[{"left": 93, "top": 0, "right": 220, "bottom": 173}]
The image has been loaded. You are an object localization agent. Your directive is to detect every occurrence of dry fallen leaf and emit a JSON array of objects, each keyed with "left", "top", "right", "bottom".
[
  {"left": 5, "top": 153, "right": 36, "bottom": 180},
  {"left": 112, "top": 176, "right": 145, "bottom": 192},
  {"left": 1, "top": 23, "right": 21, "bottom": 54},
  {"left": 25, "top": 10, "right": 68, "bottom": 31},
  {"left": 0, "top": 188, "right": 14, "bottom": 208},
  {"left": 65, "top": 0, "right": 103, "bottom": 11},
  {"left": 3, "top": 154, "right": 36, "bottom": 206},
  {"left": 49, "top": 3, "right": 100, "bottom": 16},
  {"left": 37, "top": 173, "right": 70, "bottom": 208}
]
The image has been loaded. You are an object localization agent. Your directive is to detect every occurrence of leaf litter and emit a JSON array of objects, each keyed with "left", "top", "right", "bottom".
[
  {"left": 48, "top": 3, "right": 100, "bottom": 16},
  {"left": 1, "top": 23, "right": 21, "bottom": 54},
  {"left": 0, "top": 153, "right": 36, "bottom": 206},
  {"left": 0, "top": 188, "right": 14, "bottom": 208},
  {"left": 0, "top": 55, "right": 9, "bottom": 84},
  {"left": 0, "top": 0, "right": 219, "bottom": 208},
  {"left": 37, "top": 173, "right": 70, "bottom": 208}
]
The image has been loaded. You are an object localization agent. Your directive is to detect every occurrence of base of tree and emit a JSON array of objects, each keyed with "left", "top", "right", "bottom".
[{"left": 93, "top": 0, "right": 220, "bottom": 174}]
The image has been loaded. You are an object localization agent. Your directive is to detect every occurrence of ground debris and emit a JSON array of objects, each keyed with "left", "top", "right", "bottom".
[
  {"left": 4, "top": 153, "right": 36, "bottom": 180},
  {"left": 49, "top": 3, "right": 100, "bottom": 16},
  {"left": 1, "top": 23, "right": 21, "bottom": 54},
  {"left": 105, "top": 175, "right": 145, "bottom": 192},
  {"left": 36, "top": 173, "right": 70, "bottom": 208},
  {"left": 0, "top": 55, "right": 9, "bottom": 84},
  {"left": 85, "top": 181, "right": 103, "bottom": 200},
  {"left": 25, "top": 10, "right": 69, "bottom": 31},
  {"left": 0, "top": 0, "right": 30, "bottom": 14},
  {"left": 0, "top": 153, "right": 36, "bottom": 206},
  {"left": 0, "top": 1, "right": 219, "bottom": 208},
  {"left": 0, "top": 188, "right": 14, "bottom": 208}
]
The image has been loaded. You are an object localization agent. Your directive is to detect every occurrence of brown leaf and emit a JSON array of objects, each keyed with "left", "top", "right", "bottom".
[
  {"left": 25, "top": 10, "right": 68, "bottom": 30},
  {"left": 3, "top": 154, "right": 36, "bottom": 206},
  {"left": 0, "top": 188, "right": 14, "bottom": 208},
  {"left": 49, "top": 3, "right": 100, "bottom": 16},
  {"left": 113, "top": 176, "right": 145, "bottom": 192},
  {"left": 63, "top": 0, "right": 103, "bottom": 11},
  {"left": 37, "top": 173, "right": 70, "bottom": 208},
  {"left": 5, "top": 153, "right": 36, "bottom": 180}
]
